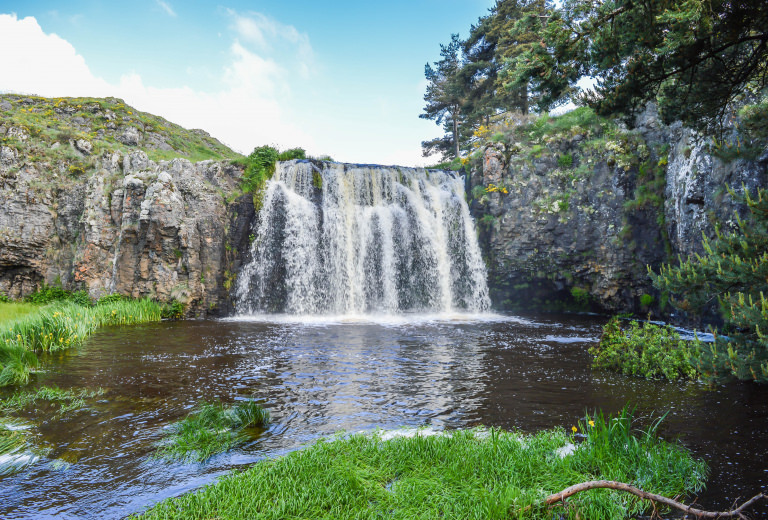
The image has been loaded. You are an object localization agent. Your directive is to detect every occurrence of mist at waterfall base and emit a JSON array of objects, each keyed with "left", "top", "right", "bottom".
[{"left": 235, "top": 160, "right": 490, "bottom": 318}]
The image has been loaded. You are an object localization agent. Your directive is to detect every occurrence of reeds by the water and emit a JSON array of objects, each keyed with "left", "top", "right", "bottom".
[
  {"left": 155, "top": 401, "right": 271, "bottom": 462},
  {"left": 0, "top": 299, "right": 163, "bottom": 386},
  {"left": 136, "top": 408, "right": 707, "bottom": 520},
  {"left": 0, "top": 386, "right": 105, "bottom": 414}
]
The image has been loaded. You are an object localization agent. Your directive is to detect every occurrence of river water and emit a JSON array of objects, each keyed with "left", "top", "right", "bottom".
[{"left": 0, "top": 313, "right": 766, "bottom": 519}]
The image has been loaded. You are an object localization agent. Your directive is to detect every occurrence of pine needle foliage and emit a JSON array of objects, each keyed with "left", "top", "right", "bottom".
[
  {"left": 590, "top": 317, "right": 698, "bottom": 381},
  {"left": 136, "top": 408, "right": 706, "bottom": 520},
  {"left": 650, "top": 186, "right": 768, "bottom": 382}
]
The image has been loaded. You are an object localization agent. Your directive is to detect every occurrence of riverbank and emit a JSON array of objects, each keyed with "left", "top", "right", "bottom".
[
  {"left": 132, "top": 410, "right": 707, "bottom": 519},
  {"left": 0, "top": 298, "right": 163, "bottom": 386}
]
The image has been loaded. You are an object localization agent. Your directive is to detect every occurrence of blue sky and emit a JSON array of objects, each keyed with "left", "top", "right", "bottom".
[{"left": 0, "top": 1, "right": 496, "bottom": 165}]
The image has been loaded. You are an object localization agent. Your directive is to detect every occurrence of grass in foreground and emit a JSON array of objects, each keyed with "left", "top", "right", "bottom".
[
  {"left": 0, "top": 299, "right": 163, "bottom": 386},
  {"left": 136, "top": 408, "right": 707, "bottom": 520},
  {"left": 155, "top": 401, "right": 270, "bottom": 462}
]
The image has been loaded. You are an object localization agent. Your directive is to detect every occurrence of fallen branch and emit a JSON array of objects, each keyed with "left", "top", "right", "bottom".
[{"left": 545, "top": 480, "right": 766, "bottom": 519}]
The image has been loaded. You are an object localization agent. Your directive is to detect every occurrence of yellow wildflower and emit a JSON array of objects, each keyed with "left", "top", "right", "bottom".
[
  {"left": 571, "top": 426, "right": 577, "bottom": 433},
  {"left": 588, "top": 420, "right": 595, "bottom": 427}
]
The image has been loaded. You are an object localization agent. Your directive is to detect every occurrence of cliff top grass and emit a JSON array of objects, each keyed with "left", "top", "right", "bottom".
[{"left": 0, "top": 94, "right": 242, "bottom": 175}]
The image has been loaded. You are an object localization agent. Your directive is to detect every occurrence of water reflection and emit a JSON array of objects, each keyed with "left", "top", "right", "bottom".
[{"left": 0, "top": 314, "right": 765, "bottom": 519}]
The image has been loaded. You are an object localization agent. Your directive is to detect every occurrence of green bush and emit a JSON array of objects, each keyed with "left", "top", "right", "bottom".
[
  {"left": 651, "top": 186, "right": 768, "bottom": 382},
  {"left": 570, "top": 286, "right": 590, "bottom": 306},
  {"left": 161, "top": 299, "right": 185, "bottom": 320},
  {"left": 277, "top": 147, "right": 306, "bottom": 161},
  {"left": 24, "top": 284, "right": 91, "bottom": 306},
  {"left": 95, "top": 293, "right": 127, "bottom": 305},
  {"left": 234, "top": 145, "right": 279, "bottom": 194},
  {"left": 557, "top": 153, "right": 573, "bottom": 168},
  {"left": 590, "top": 317, "right": 698, "bottom": 381}
]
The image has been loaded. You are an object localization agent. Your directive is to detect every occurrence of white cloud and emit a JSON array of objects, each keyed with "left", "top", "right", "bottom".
[
  {"left": 155, "top": 0, "right": 176, "bottom": 18},
  {"left": 229, "top": 10, "right": 315, "bottom": 79},
  {"left": 0, "top": 14, "right": 112, "bottom": 97},
  {"left": 0, "top": 13, "right": 315, "bottom": 155}
]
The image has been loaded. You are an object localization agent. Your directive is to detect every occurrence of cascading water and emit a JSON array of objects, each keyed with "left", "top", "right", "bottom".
[{"left": 235, "top": 160, "right": 490, "bottom": 315}]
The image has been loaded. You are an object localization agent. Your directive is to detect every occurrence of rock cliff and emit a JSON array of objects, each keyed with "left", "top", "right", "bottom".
[
  {"left": 470, "top": 105, "right": 768, "bottom": 317},
  {"left": 0, "top": 95, "right": 252, "bottom": 316}
]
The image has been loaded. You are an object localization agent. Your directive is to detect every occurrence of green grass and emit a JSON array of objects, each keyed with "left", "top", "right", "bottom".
[
  {"left": 0, "top": 299, "right": 163, "bottom": 387},
  {"left": 590, "top": 317, "right": 699, "bottom": 381},
  {"left": 136, "top": 408, "right": 706, "bottom": 520},
  {"left": 0, "top": 303, "right": 38, "bottom": 325},
  {"left": 155, "top": 400, "right": 270, "bottom": 462},
  {"left": 0, "top": 385, "right": 105, "bottom": 414}
]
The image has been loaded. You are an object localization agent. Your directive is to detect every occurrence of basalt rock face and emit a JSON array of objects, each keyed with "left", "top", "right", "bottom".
[
  {"left": 0, "top": 147, "right": 252, "bottom": 317},
  {"left": 472, "top": 106, "right": 767, "bottom": 317}
]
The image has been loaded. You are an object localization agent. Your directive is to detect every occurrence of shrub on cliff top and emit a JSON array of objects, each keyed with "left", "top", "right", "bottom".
[
  {"left": 235, "top": 146, "right": 280, "bottom": 194},
  {"left": 235, "top": 145, "right": 309, "bottom": 195}
]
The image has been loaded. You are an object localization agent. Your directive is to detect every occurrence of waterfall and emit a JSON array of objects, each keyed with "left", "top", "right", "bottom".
[{"left": 235, "top": 160, "right": 490, "bottom": 315}]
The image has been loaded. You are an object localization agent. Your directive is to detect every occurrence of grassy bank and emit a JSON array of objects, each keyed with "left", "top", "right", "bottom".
[
  {"left": 0, "top": 299, "right": 163, "bottom": 387},
  {"left": 0, "top": 303, "right": 38, "bottom": 325},
  {"left": 134, "top": 409, "right": 706, "bottom": 519}
]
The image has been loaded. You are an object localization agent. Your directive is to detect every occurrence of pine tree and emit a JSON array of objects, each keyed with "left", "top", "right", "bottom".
[
  {"left": 650, "top": 187, "right": 768, "bottom": 382},
  {"left": 503, "top": 0, "right": 768, "bottom": 131},
  {"left": 420, "top": 34, "right": 470, "bottom": 159}
]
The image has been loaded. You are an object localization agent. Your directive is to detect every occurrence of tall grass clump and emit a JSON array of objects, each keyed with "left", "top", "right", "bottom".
[
  {"left": 155, "top": 400, "right": 270, "bottom": 462},
  {"left": 0, "top": 421, "right": 30, "bottom": 476},
  {"left": 136, "top": 408, "right": 706, "bottom": 520}
]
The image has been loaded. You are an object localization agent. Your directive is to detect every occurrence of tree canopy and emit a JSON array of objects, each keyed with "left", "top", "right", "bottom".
[{"left": 420, "top": 0, "right": 768, "bottom": 157}]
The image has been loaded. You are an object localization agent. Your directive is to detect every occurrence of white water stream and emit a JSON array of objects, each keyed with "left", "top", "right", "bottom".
[{"left": 235, "top": 160, "right": 490, "bottom": 315}]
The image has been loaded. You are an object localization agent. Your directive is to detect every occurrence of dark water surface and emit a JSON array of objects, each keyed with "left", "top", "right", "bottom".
[{"left": 0, "top": 313, "right": 766, "bottom": 519}]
